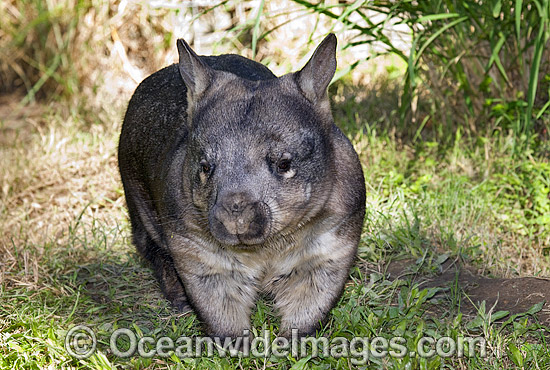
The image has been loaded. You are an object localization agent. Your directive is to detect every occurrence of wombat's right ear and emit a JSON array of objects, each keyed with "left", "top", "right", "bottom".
[
  {"left": 295, "top": 33, "right": 337, "bottom": 105},
  {"left": 177, "top": 39, "right": 213, "bottom": 99}
]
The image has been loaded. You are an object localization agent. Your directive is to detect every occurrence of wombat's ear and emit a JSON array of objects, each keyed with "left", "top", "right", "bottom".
[
  {"left": 177, "top": 38, "right": 213, "bottom": 99},
  {"left": 295, "top": 33, "right": 337, "bottom": 104}
]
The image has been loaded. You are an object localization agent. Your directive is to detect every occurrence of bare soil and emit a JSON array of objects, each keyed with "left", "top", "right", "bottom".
[{"left": 385, "top": 259, "right": 550, "bottom": 326}]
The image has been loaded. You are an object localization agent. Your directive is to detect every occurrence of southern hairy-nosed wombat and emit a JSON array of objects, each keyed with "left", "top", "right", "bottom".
[{"left": 118, "top": 34, "right": 366, "bottom": 338}]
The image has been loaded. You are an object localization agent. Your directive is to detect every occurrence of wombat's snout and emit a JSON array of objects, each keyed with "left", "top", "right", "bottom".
[{"left": 209, "top": 191, "right": 270, "bottom": 246}]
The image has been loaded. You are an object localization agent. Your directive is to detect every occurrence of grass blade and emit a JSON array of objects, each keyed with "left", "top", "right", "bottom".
[
  {"left": 486, "top": 32, "right": 510, "bottom": 84},
  {"left": 417, "top": 13, "right": 460, "bottom": 22},
  {"left": 515, "top": 0, "right": 523, "bottom": 40},
  {"left": 251, "top": 0, "right": 265, "bottom": 59},
  {"left": 414, "top": 16, "right": 468, "bottom": 66},
  {"left": 492, "top": 0, "right": 503, "bottom": 17},
  {"left": 525, "top": 0, "right": 549, "bottom": 133}
]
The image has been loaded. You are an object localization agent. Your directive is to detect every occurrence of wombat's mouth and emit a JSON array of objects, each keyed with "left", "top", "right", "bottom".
[{"left": 208, "top": 199, "right": 271, "bottom": 247}]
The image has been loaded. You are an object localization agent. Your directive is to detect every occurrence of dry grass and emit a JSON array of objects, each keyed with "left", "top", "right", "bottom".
[
  {"left": 0, "top": 95, "right": 124, "bottom": 288},
  {"left": 0, "top": 0, "right": 388, "bottom": 104}
]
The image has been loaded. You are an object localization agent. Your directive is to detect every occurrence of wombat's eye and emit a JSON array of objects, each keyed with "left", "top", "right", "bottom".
[
  {"left": 277, "top": 158, "right": 291, "bottom": 173},
  {"left": 200, "top": 159, "right": 211, "bottom": 174}
]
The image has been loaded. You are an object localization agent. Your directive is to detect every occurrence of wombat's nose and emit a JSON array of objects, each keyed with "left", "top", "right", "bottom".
[{"left": 210, "top": 191, "right": 269, "bottom": 245}]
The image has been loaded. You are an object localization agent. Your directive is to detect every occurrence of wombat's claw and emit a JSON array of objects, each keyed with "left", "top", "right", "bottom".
[{"left": 173, "top": 299, "right": 192, "bottom": 314}]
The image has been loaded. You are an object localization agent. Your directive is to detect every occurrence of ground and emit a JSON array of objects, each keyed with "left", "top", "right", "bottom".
[{"left": 386, "top": 259, "right": 550, "bottom": 326}]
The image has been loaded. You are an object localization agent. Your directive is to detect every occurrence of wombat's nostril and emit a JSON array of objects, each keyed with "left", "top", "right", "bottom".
[{"left": 221, "top": 192, "right": 251, "bottom": 215}]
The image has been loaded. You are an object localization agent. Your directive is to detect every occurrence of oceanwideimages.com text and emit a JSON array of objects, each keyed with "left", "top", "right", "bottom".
[{"left": 65, "top": 326, "right": 487, "bottom": 364}]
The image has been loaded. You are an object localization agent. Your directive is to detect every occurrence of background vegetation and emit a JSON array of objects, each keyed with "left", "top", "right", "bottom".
[{"left": 1, "top": 0, "right": 549, "bottom": 369}]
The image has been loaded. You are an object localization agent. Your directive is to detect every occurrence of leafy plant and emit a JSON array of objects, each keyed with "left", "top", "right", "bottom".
[{"left": 288, "top": 0, "right": 550, "bottom": 146}]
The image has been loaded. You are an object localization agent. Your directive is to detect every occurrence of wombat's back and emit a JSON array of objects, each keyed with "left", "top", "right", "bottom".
[{"left": 200, "top": 54, "right": 277, "bottom": 81}]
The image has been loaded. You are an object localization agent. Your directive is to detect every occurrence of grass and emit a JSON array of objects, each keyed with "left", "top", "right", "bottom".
[
  {"left": 333, "top": 76, "right": 550, "bottom": 276},
  {"left": 1, "top": 0, "right": 550, "bottom": 368}
]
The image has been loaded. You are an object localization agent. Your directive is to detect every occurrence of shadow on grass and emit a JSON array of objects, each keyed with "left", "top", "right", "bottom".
[
  {"left": 72, "top": 254, "right": 198, "bottom": 332},
  {"left": 329, "top": 76, "right": 403, "bottom": 141}
]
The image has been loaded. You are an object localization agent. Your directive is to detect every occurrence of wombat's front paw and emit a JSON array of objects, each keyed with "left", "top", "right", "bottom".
[{"left": 160, "top": 280, "right": 191, "bottom": 313}]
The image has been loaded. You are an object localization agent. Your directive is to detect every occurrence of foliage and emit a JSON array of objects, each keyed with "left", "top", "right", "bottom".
[{"left": 290, "top": 0, "right": 550, "bottom": 146}]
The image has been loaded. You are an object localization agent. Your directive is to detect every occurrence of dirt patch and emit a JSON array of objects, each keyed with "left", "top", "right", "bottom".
[{"left": 385, "top": 259, "right": 550, "bottom": 326}]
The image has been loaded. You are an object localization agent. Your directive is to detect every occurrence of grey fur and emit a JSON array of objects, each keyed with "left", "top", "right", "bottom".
[{"left": 118, "top": 34, "right": 366, "bottom": 338}]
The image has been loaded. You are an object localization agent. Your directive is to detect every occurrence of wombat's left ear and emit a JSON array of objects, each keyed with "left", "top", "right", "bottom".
[
  {"left": 177, "top": 38, "right": 213, "bottom": 99},
  {"left": 295, "top": 33, "right": 337, "bottom": 104}
]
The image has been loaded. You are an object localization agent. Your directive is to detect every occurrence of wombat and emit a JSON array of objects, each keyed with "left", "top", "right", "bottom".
[{"left": 118, "top": 34, "right": 366, "bottom": 338}]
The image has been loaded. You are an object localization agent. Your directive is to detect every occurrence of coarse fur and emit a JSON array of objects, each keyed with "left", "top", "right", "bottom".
[{"left": 118, "top": 34, "right": 366, "bottom": 338}]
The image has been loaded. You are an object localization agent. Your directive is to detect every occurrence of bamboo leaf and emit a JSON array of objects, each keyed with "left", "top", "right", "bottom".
[
  {"left": 525, "top": 12, "right": 547, "bottom": 131},
  {"left": 486, "top": 32, "right": 510, "bottom": 84},
  {"left": 415, "top": 16, "right": 468, "bottom": 66}
]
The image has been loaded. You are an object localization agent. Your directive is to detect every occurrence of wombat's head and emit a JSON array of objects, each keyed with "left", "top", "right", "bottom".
[{"left": 177, "top": 35, "right": 338, "bottom": 247}]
